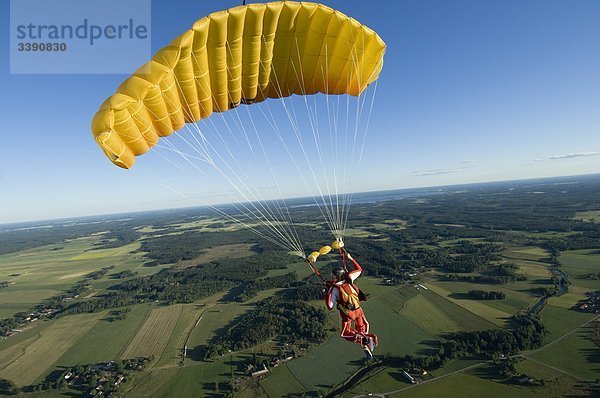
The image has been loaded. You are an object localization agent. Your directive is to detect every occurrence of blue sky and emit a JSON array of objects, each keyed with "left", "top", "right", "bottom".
[{"left": 1, "top": 0, "right": 599, "bottom": 224}]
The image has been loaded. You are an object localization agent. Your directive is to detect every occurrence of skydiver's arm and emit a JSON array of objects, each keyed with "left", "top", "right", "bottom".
[
  {"left": 347, "top": 253, "right": 362, "bottom": 282},
  {"left": 324, "top": 286, "right": 339, "bottom": 310}
]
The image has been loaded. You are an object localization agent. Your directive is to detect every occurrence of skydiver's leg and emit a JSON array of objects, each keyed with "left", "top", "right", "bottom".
[
  {"left": 354, "top": 308, "right": 367, "bottom": 334},
  {"left": 355, "top": 309, "right": 378, "bottom": 348},
  {"left": 339, "top": 312, "right": 357, "bottom": 342},
  {"left": 342, "top": 309, "right": 368, "bottom": 346}
]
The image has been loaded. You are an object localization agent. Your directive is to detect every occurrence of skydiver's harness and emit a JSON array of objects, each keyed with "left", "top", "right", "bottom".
[
  {"left": 335, "top": 250, "right": 362, "bottom": 313},
  {"left": 334, "top": 281, "right": 362, "bottom": 314}
]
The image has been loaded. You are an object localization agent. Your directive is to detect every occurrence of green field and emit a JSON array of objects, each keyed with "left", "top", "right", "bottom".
[
  {"left": 260, "top": 364, "right": 309, "bottom": 397},
  {"left": 401, "top": 291, "right": 483, "bottom": 334},
  {"left": 0, "top": 236, "right": 163, "bottom": 318},
  {"left": 390, "top": 372, "right": 540, "bottom": 398},
  {"left": 540, "top": 304, "right": 595, "bottom": 342},
  {"left": 344, "top": 366, "right": 411, "bottom": 396},
  {"left": 0, "top": 313, "right": 100, "bottom": 386},
  {"left": 156, "top": 304, "right": 200, "bottom": 367},
  {"left": 574, "top": 210, "right": 600, "bottom": 222},
  {"left": 438, "top": 238, "right": 486, "bottom": 247},
  {"left": 559, "top": 250, "right": 600, "bottom": 290},
  {"left": 185, "top": 288, "right": 285, "bottom": 354},
  {"left": 122, "top": 304, "right": 183, "bottom": 361},
  {"left": 429, "top": 278, "right": 536, "bottom": 316},
  {"left": 514, "top": 358, "right": 593, "bottom": 397},
  {"left": 503, "top": 246, "right": 550, "bottom": 262},
  {"left": 124, "top": 367, "right": 181, "bottom": 397},
  {"left": 50, "top": 303, "right": 152, "bottom": 367},
  {"left": 153, "top": 353, "right": 251, "bottom": 397},
  {"left": 425, "top": 283, "right": 510, "bottom": 327},
  {"left": 283, "top": 335, "right": 372, "bottom": 393},
  {"left": 548, "top": 284, "right": 590, "bottom": 309},
  {"left": 346, "top": 357, "right": 489, "bottom": 396},
  {"left": 529, "top": 323, "right": 600, "bottom": 380}
]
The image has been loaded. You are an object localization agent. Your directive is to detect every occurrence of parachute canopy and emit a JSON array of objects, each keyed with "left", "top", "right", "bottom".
[{"left": 91, "top": 1, "right": 386, "bottom": 169}]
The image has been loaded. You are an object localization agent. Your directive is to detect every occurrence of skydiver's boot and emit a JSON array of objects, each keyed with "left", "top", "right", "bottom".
[
  {"left": 362, "top": 335, "right": 377, "bottom": 352},
  {"left": 361, "top": 336, "right": 375, "bottom": 359},
  {"left": 370, "top": 334, "right": 378, "bottom": 350}
]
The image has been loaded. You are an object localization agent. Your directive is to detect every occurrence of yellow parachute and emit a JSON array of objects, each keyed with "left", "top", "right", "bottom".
[{"left": 91, "top": 1, "right": 386, "bottom": 169}]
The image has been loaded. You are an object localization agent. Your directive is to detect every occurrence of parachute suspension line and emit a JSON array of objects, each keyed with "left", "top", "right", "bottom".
[
  {"left": 339, "top": 31, "right": 363, "bottom": 237},
  {"left": 221, "top": 42, "right": 306, "bottom": 253},
  {"left": 337, "top": 23, "right": 384, "bottom": 237},
  {"left": 251, "top": 86, "right": 339, "bottom": 238},
  {"left": 238, "top": 102, "right": 305, "bottom": 257},
  {"left": 198, "top": 112, "right": 303, "bottom": 254},
  {"left": 321, "top": 45, "right": 343, "bottom": 240},
  {"left": 341, "top": 60, "right": 382, "bottom": 235},
  {"left": 131, "top": 132, "right": 299, "bottom": 253},
  {"left": 162, "top": 53, "right": 301, "bottom": 252},
  {"left": 339, "top": 247, "right": 349, "bottom": 274},
  {"left": 253, "top": 37, "right": 340, "bottom": 237},
  {"left": 141, "top": 166, "right": 297, "bottom": 253},
  {"left": 263, "top": 38, "right": 342, "bottom": 237},
  {"left": 146, "top": 71, "right": 305, "bottom": 256},
  {"left": 289, "top": 38, "right": 340, "bottom": 234},
  {"left": 292, "top": 37, "right": 348, "bottom": 239}
]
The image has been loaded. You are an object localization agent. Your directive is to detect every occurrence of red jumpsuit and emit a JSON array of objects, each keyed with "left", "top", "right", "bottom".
[{"left": 324, "top": 257, "right": 377, "bottom": 345}]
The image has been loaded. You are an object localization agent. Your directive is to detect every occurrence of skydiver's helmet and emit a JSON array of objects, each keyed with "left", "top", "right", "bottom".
[{"left": 332, "top": 266, "right": 347, "bottom": 282}]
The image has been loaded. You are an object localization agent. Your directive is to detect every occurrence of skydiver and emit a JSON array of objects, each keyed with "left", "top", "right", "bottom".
[{"left": 323, "top": 250, "right": 378, "bottom": 359}]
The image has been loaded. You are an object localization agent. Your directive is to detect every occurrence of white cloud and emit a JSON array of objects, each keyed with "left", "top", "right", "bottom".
[
  {"left": 411, "top": 168, "right": 464, "bottom": 176},
  {"left": 461, "top": 159, "right": 476, "bottom": 164},
  {"left": 549, "top": 152, "right": 600, "bottom": 160},
  {"left": 534, "top": 152, "right": 600, "bottom": 162}
]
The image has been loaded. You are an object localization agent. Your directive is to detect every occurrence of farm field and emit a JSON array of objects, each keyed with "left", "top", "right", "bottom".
[
  {"left": 0, "top": 236, "right": 157, "bottom": 318},
  {"left": 514, "top": 358, "right": 593, "bottom": 397},
  {"left": 124, "top": 367, "right": 181, "bottom": 397},
  {"left": 185, "top": 287, "right": 286, "bottom": 354},
  {"left": 260, "top": 364, "right": 308, "bottom": 397},
  {"left": 400, "top": 288, "right": 499, "bottom": 334},
  {"left": 279, "top": 335, "right": 369, "bottom": 393},
  {"left": 502, "top": 246, "right": 550, "bottom": 261},
  {"left": 265, "top": 257, "right": 314, "bottom": 278},
  {"left": 559, "top": 250, "right": 600, "bottom": 290},
  {"left": 390, "top": 372, "right": 540, "bottom": 398},
  {"left": 121, "top": 304, "right": 183, "bottom": 361},
  {"left": 425, "top": 283, "right": 509, "bottom": 327},
  {"left": 528, "top": 323, "right": 600, "bottom": 380},
  {"left": 154, "top": 353, "right": 251, "bottom": 397},
  {"left": 50, "top": 303, "right": 152, "bottom": 367},
  {"left": 548, "top": 284, "right": 590, "bottom": 309},
  {"left": 0, "top": 313, "right": 100, "bottom": 386},
  {"left": 427, "top": 279, "right": 536, "bottom": 315},
  {"left": 438, "top": 237, "right": 486, "bottom": 247},
  {"left": 155, "top": 304, "right": 199, "bottom": 367},
  {"left": 343, "top": 366, "right": 411, "bottom": 396},
  {"left": 175, "top": 243, "right": 256, "bottom": 269},
  {"left": 540, "top": 304, "right": 595, "bottom": 342},
  {"left": 575, "top": 210, "right": 600, "bottom": 222}
]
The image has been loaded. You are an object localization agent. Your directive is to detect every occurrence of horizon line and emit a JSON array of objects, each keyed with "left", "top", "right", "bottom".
[{"left": 2, "top": 172, "right": 599, "bottom": 227}]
